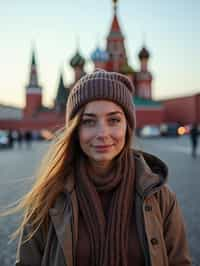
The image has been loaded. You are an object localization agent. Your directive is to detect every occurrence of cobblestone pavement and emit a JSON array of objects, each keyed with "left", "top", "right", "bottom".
[{"left": 0, "top": 137, "right": 199, "bottom": 265}]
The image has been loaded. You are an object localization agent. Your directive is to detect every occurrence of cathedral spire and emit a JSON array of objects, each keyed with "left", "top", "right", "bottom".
[
  {"left": 28, "top": 49, "right": 39, "bottom": 88},
  {"left": 106, "top": 0, "right": 127, "bottom": 72},
  {"left": 113, "top": 0, "right": 118, "bottom": 14},
  {"left": 110, "top": 0, "right": 121, "bottom": 33}
]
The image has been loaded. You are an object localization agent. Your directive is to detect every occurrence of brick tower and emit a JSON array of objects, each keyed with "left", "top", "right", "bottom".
[
  {"left": 135, "top": 46, "right": 152, "bottom": 99},
  {"left": 24, "top": 49, "right": 42, "bottom": 117}
]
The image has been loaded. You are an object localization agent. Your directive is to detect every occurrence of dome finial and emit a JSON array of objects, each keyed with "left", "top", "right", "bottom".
[
  {"left": 113, "top": 0, "right": 118, "bottom": 14},
  {"left": 142, "top": 32, "right": 147, "bottom": 47},
  {"left": 76, "top": 35, "right": 80, "bottom": 52}
]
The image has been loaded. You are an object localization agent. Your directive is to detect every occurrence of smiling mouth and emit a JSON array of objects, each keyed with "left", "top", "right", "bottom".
[{"left": 93, "top": 145, "right": 114, "bottom": 152}]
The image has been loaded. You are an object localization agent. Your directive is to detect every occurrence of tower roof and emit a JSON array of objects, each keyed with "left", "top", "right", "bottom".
[
  {"left": 138, "top": 46, "right": 150, "bottom": 60},
  {"left": 70, "top": 50, "right": 85, "bottom": 68},
  {"left": 55, "top": 72, "right": 69, "bottom": 107},
  {"left": 31, "top": 50, "right": 36, "bottom": 65},
  {"left": 111, "top": 14, "right": 121, "bottom": 33},
  {"left": 26, "top": 48, "right": 41, "bottom": 90},
  {"left": 108, "top": 0, "right": 123, "bottom": 38}
]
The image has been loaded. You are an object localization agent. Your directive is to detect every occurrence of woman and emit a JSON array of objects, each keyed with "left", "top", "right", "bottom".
[{"left": 14, "top": 69, "right": 191, "bottom": 265}]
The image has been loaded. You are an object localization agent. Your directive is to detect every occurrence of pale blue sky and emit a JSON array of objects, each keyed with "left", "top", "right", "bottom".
[{"left": 0, "top": 0, "right": 199, "bottom": 107}]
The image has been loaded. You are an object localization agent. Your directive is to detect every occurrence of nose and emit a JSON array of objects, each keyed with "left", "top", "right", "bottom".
[{"left": 96, "top": 122, "right": 109, "bottom": 139}]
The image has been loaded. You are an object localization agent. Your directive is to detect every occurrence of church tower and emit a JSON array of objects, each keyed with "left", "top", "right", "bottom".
[
  {"left": 106, "top": 0, "right": 127, "bottom": 72},
  {"left": 24, "top": 49, "right": 42, "bottom": 117},
  {"left": 135, "top": 46, "right": 152, "bottom": 99},
  {"left": 55, "top": 70, "right": 69, "bottom": 112}
]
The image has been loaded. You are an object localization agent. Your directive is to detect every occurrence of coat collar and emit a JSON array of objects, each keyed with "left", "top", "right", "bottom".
[{"left": 134, "top": 150, "right": 168, "bottom": 198}]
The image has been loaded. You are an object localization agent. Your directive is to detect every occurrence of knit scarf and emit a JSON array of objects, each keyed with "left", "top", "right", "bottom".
[{"left": 75, "top": 148, "right": 135, "bottom": 266}]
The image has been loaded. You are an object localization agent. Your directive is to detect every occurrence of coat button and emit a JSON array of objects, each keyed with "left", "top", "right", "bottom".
[
  {"left": 145, "top": 205, "right": 152, "bottom": 211},
  {"left": 151, "top": 238, "right": 159, "bottom": 245}
]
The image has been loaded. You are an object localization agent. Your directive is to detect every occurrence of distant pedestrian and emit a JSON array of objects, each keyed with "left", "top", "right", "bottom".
[
  {"left": 190, "top": 123, "right": 199, "bottom": 158},
  {"left": 7, "top": 129, "right": 14, "bottom": 148},
  {"left": 16, "top": 130, "right": 23, "bottom": 148},
  {"left": 24, "top": 131, "right": 32, "bottom": 148}
]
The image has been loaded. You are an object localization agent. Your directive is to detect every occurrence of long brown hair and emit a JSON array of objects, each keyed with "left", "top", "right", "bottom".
[
  {"left": 1, "top": 110, "right": 83, "bottom": 242},
  {"left": 2, "top": 104, "right": 134, "bottom": 243}
]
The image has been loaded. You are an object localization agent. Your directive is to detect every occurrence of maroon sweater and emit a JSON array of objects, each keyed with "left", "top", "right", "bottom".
[{"left": 76, "top": 191, "right": 145, "bottom": 266}]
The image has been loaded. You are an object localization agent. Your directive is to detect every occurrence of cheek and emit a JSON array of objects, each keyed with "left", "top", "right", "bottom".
[
  {"left": 78, "top": 128, "right": 92, "bottom": 147},
  {"left": 113, "top": 125, "right": 127, "bottom": 142}
]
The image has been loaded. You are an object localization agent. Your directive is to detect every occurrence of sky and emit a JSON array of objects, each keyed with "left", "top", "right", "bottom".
[{"left": 0, "top": 0, "right": 200, "bottom": 108}]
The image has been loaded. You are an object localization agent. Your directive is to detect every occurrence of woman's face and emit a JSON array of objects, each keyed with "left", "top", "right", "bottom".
[{"left": 78, "top": 100, "right": 127, "bottom": 165}]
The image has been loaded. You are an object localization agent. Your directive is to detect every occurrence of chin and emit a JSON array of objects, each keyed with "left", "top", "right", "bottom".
[{"left": 92, "top": 152, "right": 116, "bottom": 162}]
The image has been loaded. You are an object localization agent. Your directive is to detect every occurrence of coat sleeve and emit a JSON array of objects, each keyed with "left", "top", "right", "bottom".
[
  {"left": 162, "top": 187, "right": 192, "bottom": 266},
  {"left": 15, "top": 223, "right": 44, "bottom": 266}
]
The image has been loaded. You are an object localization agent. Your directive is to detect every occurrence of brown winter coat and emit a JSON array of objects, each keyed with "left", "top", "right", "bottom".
[{"left": 16, "top": 151, "right": 192, "bottom": 266}]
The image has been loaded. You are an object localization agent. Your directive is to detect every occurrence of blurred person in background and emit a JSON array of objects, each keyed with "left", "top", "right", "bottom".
[
  {"left": 190, "top": 123, "right": 199, "bottom": 158},
  {"left": 3, "top": 70, "right": 191, "bottom": 266},
  {"left": 8, "top": 129, "right": 14, "bottom": 148},
  {"left": 16, "top": 130, "right": 23, "bottom": 149},
  {"left": 24, "top": 131, "right": 32, "bottom": 149}
]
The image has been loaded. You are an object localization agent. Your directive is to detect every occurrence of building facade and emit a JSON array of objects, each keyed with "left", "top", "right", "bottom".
[{"left": 3, "top": 0, "right": 189, "bottom": 132}]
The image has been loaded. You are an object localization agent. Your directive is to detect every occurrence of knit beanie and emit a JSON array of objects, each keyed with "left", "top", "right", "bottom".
[{"left": 66, "top": 69, "right": 136, "bottom": 130}]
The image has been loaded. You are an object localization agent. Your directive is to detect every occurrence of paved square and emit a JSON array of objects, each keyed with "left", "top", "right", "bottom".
[{"left": 0, "top": 137, "right": 199, "bottom": 265}]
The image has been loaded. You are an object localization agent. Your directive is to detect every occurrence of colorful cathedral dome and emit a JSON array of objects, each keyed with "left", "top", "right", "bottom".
[
  {"left": 138, "top": 46, "right": 150, "bottom": 60},
  {"left": 91, "top": 47, "right": 109, "bottom": 62},
  {"left": 70, "top": 50, "right": 85, "bottom": 68}
]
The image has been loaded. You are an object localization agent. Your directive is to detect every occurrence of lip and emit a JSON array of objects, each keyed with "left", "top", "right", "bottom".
[{"left": 93, "top": 144, "right": 113, "bottom": 152}]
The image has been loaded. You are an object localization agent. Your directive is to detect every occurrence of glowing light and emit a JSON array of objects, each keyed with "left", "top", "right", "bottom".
[{"left": 178, "top": 126, "right": 186, "bottom": 136}]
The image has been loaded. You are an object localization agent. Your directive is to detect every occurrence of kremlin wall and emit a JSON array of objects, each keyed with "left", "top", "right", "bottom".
[{"left": 0, "top": 0, "right": 199, "bottom": 133}]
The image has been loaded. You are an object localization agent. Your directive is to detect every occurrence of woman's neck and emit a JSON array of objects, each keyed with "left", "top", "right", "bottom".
[{"left": 87, "top": 160, "right": 113, "bottom": 178}]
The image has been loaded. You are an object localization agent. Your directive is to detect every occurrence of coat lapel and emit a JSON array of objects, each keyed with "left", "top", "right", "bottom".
[{"left": 49, "top": 192, "right": 73, "bottom": 266}]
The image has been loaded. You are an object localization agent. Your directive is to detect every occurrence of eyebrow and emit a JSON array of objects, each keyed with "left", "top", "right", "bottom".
[{"left": 82, "top": 111, "right": 123, "bottom": 117}]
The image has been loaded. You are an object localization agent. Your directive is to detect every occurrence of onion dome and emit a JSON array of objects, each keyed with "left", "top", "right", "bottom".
[
  {"left": 70, "top": 50, "right": 85, "bottom": 68},
  {"left": 120, "top": 62, "right": 134, "bottom": 74},
  {"left": 91, "top": 47, "right": 109, "bottom": 62},
  {"left": 138, "top": 46, "right": 150, "bottom": 60}
]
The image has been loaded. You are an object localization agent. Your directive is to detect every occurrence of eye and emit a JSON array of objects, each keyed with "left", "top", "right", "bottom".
[
  {"left": 81, "top": 119, "right": 96, "bottom": 126},
  {"left": 109, "top": 117, "right": 121, "bottom": 124}
]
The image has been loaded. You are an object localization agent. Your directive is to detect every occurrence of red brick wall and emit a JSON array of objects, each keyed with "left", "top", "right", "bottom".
[
  {"left": 0, "top": 108, "right": 164, "bottom": 131},
  {"left": 196, "top": 95, "right": 200, "bottom": 122},
  {"left": 0, "top": 117, "right": 65, "bottom": 132},
  {"left": 163, "top": 95, "right": 197, "bottom": 124},
  {"left": 136, "top": 108, "right": 164, "bottom": 128}
]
